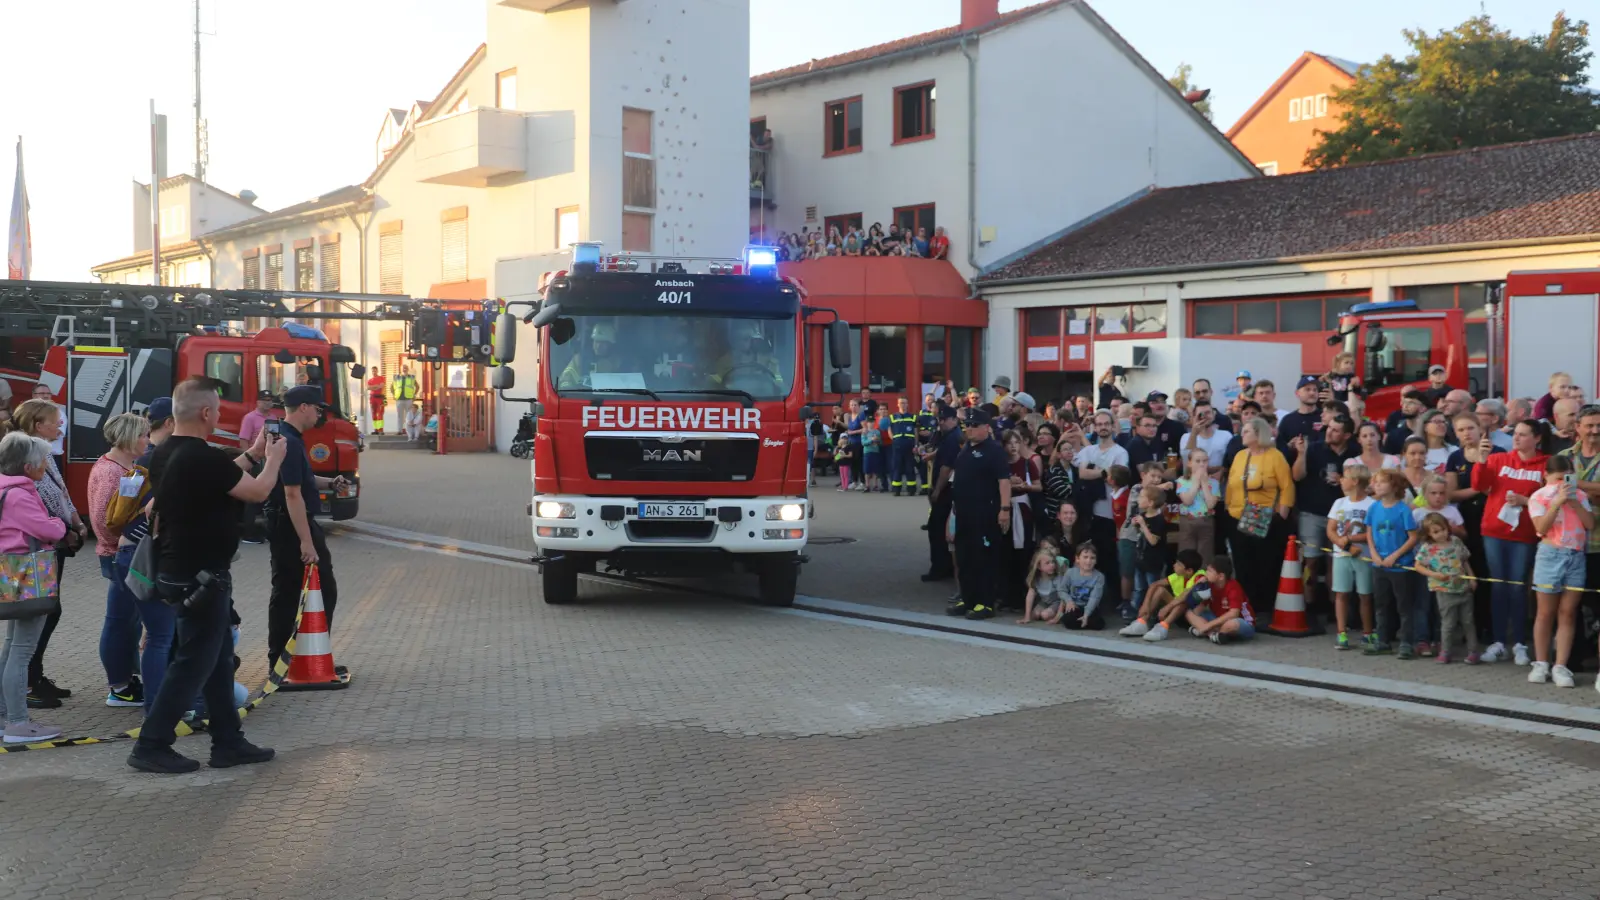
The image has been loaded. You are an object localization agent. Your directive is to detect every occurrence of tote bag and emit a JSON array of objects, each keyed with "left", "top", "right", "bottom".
[{"left": 0, "top": 488, "right": 62, "bottom": 620}]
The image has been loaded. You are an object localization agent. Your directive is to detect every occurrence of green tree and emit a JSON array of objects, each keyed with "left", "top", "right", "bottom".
[
  {"left": 1308, "top": 13, "right": 1600, "bottom": 169},
  {"left": 1168, "top": 62, "right": 1213, "bottom": 122}
]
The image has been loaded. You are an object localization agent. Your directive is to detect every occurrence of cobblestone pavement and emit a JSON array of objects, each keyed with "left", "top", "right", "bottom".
[
  {"left": 7, "top": 517, "right": 1600, "bottom": 899},
  {"left": 356, "top": 450, "right": 1600, "bottom": 710}
]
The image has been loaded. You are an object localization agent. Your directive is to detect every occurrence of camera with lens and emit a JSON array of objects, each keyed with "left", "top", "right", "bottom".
[{"left": 160, "top": 569, "right": 228, "bottom": 610}]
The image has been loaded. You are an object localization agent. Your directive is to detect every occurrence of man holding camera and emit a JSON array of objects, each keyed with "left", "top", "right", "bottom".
[
  {"left": 265, "top": 385, "right": 347, "bottom": 670},
  {"left": 129, "top": 377, "right": 285, "bottom": 774}
]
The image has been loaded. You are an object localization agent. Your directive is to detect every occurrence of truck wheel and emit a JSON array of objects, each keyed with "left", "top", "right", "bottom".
[
  {"left": 757, "top": 553, "right": 799, "bottom": 607},
  {"left": 542, "top": 557, "right": 579, "bottom": 605}
]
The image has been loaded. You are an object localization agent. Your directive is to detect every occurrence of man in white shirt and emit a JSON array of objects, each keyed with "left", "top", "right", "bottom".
[
  {"left": 1073, "top": 410, "right": 1130, "bottom": 608},
  {"left": 1253, "top": 379, "right": 1290, "bottom": 423},
  {"left": 1180, "top": 400, "right": 1231, "bottom": 472}
]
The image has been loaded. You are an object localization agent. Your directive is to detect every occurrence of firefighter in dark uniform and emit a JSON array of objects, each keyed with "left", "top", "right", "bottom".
[
  {"left": 887, "top": 397, "right": 919, "bottom": 496},
  {"left": 264, "top": 385, "right": 344, "bottom": 670},
  {"left": 922, "top": 404, "right": 962, "bottom": 583},
  {"left": 945, "top": 407, "right": 1012, "bottom": 620},
  {"left": 914, "top": 394, "right": 938, "bottom": 494}
]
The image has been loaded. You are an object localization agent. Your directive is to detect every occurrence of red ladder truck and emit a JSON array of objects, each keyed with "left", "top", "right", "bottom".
[
  {"left": 0, "top": 280, "right": 495, "bottom": 519},
  {"left": 490, "top": 244, "right": 853, "bottom": 607}
]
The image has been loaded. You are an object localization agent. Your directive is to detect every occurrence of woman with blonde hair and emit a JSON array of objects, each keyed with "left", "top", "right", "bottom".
[
  {"left": 11, "top": 399, "right": 84, "bottom": 707},
  {"left": 87, "top": 412, "right": 154, "bottom": 709},
  {"left": 1225, "top": 415, "right": 1295, "bottom": 616}
]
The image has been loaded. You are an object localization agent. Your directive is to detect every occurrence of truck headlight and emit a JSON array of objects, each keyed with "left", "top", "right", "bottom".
[
  {"left": 536, "top": 501, "right": 576, "bottom": 519},
  {"left": 766, "top": 503, "right": 804, "bottom": 522}
]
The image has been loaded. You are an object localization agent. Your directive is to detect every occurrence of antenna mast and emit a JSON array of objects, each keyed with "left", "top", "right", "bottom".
[{"left": 193, "top": 0, "right": 206, "bottom": 181}]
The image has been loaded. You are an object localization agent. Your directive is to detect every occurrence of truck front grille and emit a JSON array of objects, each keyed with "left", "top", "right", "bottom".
[{"left": 585, "top": 435, "right": 759, "bottom": 483}]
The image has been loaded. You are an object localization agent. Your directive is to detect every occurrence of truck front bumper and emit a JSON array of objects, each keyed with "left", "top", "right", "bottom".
[{"left": 530, "top": 495, "right": 808, "bottom": 555}]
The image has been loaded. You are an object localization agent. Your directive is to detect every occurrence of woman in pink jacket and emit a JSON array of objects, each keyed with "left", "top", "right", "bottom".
[{"left": 0, "top": 432, "right": 69, "bottom": 743}]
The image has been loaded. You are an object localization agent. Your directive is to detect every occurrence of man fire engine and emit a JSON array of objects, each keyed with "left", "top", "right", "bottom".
[{"left": 491, "top": 244, "right": 851, "bottom": 607}]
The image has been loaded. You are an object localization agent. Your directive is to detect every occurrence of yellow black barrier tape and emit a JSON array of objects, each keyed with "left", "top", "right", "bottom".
[
  {"left": 0, "top": 588, "right": 319, "bottom": 755},
  {"left": 1296, "top": 537, "right": 1600, "bottom": 594}
]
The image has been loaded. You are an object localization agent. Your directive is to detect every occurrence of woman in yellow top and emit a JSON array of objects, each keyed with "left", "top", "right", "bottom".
[{"left": 1225, "top": 416, "right": 1296, "bottom": 617}]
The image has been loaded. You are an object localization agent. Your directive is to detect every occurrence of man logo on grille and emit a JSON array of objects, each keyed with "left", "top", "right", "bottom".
[{"left": 643, "top": 448, "right": 702, "bottom": 462}]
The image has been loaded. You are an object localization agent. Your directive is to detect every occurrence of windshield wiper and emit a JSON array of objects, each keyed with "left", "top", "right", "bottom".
[
  {"left": 658, "top": 388, "right": 756, "bottom": 407},
  {"left": 581, "top": 387, "right": 662, "bottom": 401}
]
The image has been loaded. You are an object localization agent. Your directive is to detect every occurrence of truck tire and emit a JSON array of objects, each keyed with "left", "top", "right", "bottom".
[
  {"left": 757, "top": 552, "right": 799, "bottom": 607},
  {"left": 542, "top": 557, "right": 578, "bottom": 605}
]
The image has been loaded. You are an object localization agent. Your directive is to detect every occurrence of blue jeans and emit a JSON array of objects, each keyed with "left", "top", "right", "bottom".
[
  {"left": 0, "top": 615, "right": 47, "bottom": 725},
  {"left": 1483, "top": 537, "right": 1534, "bottom": 647},
  {"left": 99, "top": 553, "right": 142, "bottom": 690},
  {"left": 110, "top": 545, "right": 179, "bottom": 714}
]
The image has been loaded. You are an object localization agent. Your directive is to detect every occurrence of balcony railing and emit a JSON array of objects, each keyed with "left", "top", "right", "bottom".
[
  {"left": 414, "top": 107, "right": 528, "bottom": 187},
  {"left": 750, "top": 144, "right": 774, "bottom": 205}
]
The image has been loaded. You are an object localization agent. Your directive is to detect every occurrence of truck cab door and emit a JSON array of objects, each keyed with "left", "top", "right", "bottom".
[{"left": 1355, "top": 319, "right": 1443, "bottom": 421}]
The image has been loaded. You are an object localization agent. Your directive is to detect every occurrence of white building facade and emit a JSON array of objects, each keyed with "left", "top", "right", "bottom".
[{"left": 748, "top": 0, "right": 1257, "bottom": 279}]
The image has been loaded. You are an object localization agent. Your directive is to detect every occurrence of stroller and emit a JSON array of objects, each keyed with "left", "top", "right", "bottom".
[{"left": 509, "top": 410, "right": 536, "bottom": 459}]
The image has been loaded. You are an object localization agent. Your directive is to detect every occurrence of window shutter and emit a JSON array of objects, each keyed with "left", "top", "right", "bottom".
[
  {"left": 319, "top": 241, "right": 341, "bottom": 291},
  {"left": 441, "top": 217, "right": 468, "bottom": 283},
  {"left": 623, "top": 157, "right": 654, "bottom": 209},
  {"left": 265, "top": 251, "right": 282, "bottom": 290},
  {"left": 243, "top": 256, "right": 260, "bottom": 290},
  {"left": 379, "top": 230, "right": 404, "bottom": 294}
]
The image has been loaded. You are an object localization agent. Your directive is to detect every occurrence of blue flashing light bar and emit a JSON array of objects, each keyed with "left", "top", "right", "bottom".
[
  {"left": 1346, "top": 299, "right": 1419, "bottom": 316},
  {"left": 572, "top": 242, "right": 603, "bottom": 273},
  {"left": 744, "top": 245, "right": 778, "bottom": 278},
  {"left": 281, "top": 322, "right": 328, "bottom": 341}
]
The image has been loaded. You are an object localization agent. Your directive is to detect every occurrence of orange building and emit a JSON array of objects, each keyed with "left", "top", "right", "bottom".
[{"left": 1227, "top": 52, "right": 1360, "bottom": 175}]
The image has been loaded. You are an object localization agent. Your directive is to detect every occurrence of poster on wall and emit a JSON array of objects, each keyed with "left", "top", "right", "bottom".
[
  {"left": 1068, "top": 346, "right": 1087, "bottom": 360},
  {"left": 1027, "top": 346, "right": 1060, "bottom": 362},
  {"left": 1068, "top": 320, "right": 1088, "bottom": 335}
]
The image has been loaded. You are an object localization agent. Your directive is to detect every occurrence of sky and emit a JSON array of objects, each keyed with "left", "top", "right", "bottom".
[{"left": 0, "top": 0, "right": 1590, "bottom": 281}]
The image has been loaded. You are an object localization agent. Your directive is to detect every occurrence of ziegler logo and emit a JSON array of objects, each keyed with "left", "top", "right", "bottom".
[
  {"left": 763, "top": 439, "right": 784, "bottom": 448},
  {"left": 643, "top": 448, "right": 702, "bottom": 462},
  {"left": 654, "top": 279, "right": 695, "bottom": 288}
]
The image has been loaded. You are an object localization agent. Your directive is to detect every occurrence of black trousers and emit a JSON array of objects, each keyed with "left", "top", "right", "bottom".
[
  {"left": 1089, "top": 516, "right": 1122, "bottom": 609},
  {"left": 927, "top": 494, "right": 954, "bottom": 576},
  {"left": 266, "top": 514, "right": 338, "bottom": 667},
  {"left": 135, "top": 570, "right": 244, "bottom": 751},
  {"left": 27, "top": 548, "right": 68, "bottom": 685},
  {"left": 1231, "top": 518, "right": 1288, "bottom": 619},
  {"left": 954, "top": 519, "right": 1002, "bottom": 611}
]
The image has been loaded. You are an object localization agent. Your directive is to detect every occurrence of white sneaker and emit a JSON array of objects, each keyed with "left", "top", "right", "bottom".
[
  {"left": 1553, "top": 665, "right": 1576, "bottom": 688},
  {"left": 1513, "top": 643, "right": 1531, "bottom": 666},
  {"left": 2, "top": 720, "right": 63, "bottom": 744},
  {"left": 1528, "top": 661, "right": 1551, "bottom": 684},
  {"left": 1143, "top": 623, "right": 1170, "bottom": 642},
  {"left": 1482, "top": 642, "right": 1507, "bottom": 663},
  {"left": 1119, "top": 620, "right": 1150, "bottom": 637}
]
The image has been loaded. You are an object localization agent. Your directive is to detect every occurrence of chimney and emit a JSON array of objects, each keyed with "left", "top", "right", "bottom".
[{"left": 961, "top": 0, "right": 1000, "bottom": 30}]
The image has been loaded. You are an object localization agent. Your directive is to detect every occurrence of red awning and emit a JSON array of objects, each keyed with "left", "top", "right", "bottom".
[{"left": 780, "top": 258, "right": 986, "bottom": 327}]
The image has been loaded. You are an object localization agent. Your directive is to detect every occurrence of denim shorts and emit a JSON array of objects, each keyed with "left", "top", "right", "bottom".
[
  {"left": 1194, "top": 608, "right": 1257, "bottom": 640},
  {"left": 1117, "top": 539, "right": 1136, "bottom": 575},
  {"left": 1331, "top": 554, "right": 1373, "bottom": 595},
  {"left": 1533, "top": 543, "right": 1587, "bottom": 593}
]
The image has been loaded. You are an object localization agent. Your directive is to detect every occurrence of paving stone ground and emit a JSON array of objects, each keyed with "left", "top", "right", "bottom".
[{"left": 4, "top": 449, "right": 1598, "bottom": 899}]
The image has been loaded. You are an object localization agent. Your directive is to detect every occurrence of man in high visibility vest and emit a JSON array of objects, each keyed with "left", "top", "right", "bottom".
[
  {"left": 914, "top": 392, "right": 938, "bottom": 495},
  {"left": 365, "top": 367, "right": 388, "bottom": 434},
  {"left": 391, "top": 366, "right": 419, "bottom": 440},
  {"left": 888, "top": 396, "right": 919, "bottom": 497}
]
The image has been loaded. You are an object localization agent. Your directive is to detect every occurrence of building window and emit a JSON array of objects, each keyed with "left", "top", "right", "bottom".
[
  {"left": 1027, "top": 309, "right": 1060, "bottom": 338},
  {"left": 441, "top": 214, "right": 468, "bottom": 283},
  {"left": 264, "top": 249, "right": 283, "bottom": 290},
  {"left": 204, "top": 352, "right": 244, "bottom": 403},
  {"left": 495, "top": 69, "right": 517, "bottom": 109},
  {"left": 867, "top": 326, "right": 906, "bottom": 393},
  {"left": 894, "top": 82, "right": 935, "bottom": 144},
  {"left": 295, "top": 246, "right": 316, "bottom": 291},
  {"left": 824, "top": 96, "right": 863, "bottom": 157},
  {"left": 556, "top": 206, "right": 580, "bottom": 249},
  {"left": 243, "top": 255, "right": 260, "bottom": 290},
  {"left": 1236, "top": 302, "right": 1275, "bottom": 335},
  {"left": 622, "top": 212, "right": 652, "bottom": 253},
  {"left": 923, "top": 326, "right": 973, "bottom": 391},
  {"left": 893, "top": 203, "right": 936, "bottom": 237},
  {"left": 823, "top": 213, "right": 862, "bottom": 237},
  {"left": 319, "top": 239, "right": 341, "bottom": 291},
  {"left": 1193, "top": 303, "right": 1233, "bottom": 336},
  {"left": 1288, "top": 94, "right": 1329, "bottom": 123},
  {"left": 622, "top": 108, "right": 655, "bottom": 213},
  {"left": 1191, "top": 294, "right": 1375, "bottom": 338},
  {"left": 1129, "top": 303, "right": 1167, "bottom": 334},
  {"left": 1257, "top": 161, "right": 1279, "bottom": 176},
  {"left": 379, "top": 224, "right": 403, "bottom": 295}
]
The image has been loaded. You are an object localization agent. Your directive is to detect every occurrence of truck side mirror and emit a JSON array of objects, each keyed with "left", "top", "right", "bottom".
[
  {"left": 493, "top": 313, "right": 518, "bottom": 364},
  {"left": 351, "top": 364, "right": 367, "bottom": 380},
  {"left": 1365, "top": 328, "right": 1386, "bottom": 351},
  {"left": 829, "top": 370, "right": 852, "bottom": 394},
  {"left": 828, "top": 321, "right": 851, "bottom": 369},
  {"left": 532, "top": 302, "right": 564, "bottom": 328},
  {"left": 491, "top": 367, "right": 515, "bottom": 391}
]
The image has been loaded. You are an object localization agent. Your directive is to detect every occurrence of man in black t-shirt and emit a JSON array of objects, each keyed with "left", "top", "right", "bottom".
[
  {"left": 130, "top": 378, "right": 286, "bottom": 775},
  {"left": 266, "top": 385, "right": 348, "bottom": 669},
  {"left": 946, "top": 408, "right": 1012, "bottom": 621},
  {"left": 923, "top": 405, "right": 963, "bottom": 582},
  {"left": 1291, "top": 415, "right": 1357, "bottom": 627},
  {"left": 1276, "top": 375, "right": 1325, "bottom": 461}
]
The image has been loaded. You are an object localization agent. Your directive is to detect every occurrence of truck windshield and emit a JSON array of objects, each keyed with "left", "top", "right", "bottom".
[{"left": 550, "top": 313, "right": 796, "bottom": 401}]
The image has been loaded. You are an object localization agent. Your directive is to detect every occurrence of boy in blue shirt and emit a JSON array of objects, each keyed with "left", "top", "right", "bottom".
[{"left": 1364, "top": 468, "right": 1423, "bottom": 658}]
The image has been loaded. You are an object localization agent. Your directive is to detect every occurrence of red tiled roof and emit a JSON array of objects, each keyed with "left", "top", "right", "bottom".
[
  {"left": 751, "top": 0, "right": 1071, "bottom": 86},
  {"left": 982, "top": 132, "right": 1600, "bottom": 283}
]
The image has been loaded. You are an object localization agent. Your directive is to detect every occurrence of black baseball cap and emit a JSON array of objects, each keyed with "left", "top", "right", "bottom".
[
  {"left": 964, "top": 408, "right": 994, "bottom": 427},
  {"left": 256, "top": 389, "right": 276, "bottom": 402},
  {"left": 281, "top": 385, "right": 325, "bottom": 408},
  {"left": 937, "top": 404, "right": 958, "bottom": 421},
  {"left": 1146, "top": 390, "right": 1168, "bottom": 402}
]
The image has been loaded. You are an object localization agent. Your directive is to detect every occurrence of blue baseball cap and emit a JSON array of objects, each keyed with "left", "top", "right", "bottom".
[
  {"left": 145, "top": 397, "right": 173, "bottom": 423},
  {"left": 1235, "top": 370, "right": 1252, "bottom": 380},
  {"left": 281, "top": 385, "right": 325, "bottom": 409}
]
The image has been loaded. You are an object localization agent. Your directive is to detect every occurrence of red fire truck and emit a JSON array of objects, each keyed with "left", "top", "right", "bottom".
[
  {"left": 492, "top": 245, "right": 852, "bottom": 607},
  {"left": 1329, "top": 270, "right": 1599, "bottom": 420},
  {"left": 0, "top": 281, "right": 486, "bottom": 519}
]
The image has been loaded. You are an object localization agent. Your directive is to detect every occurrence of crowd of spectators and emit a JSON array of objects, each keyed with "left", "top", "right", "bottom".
[
  {"left": 768, "top": 223, "right": 951, "bottom": 262},
  {"left": 858, "top": 360, "right": 1600, "bottom": 694}
]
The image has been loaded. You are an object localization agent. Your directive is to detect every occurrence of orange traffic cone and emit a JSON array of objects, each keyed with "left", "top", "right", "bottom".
[
  {"left": 279, "top": 565, "right": 351, "bottom": 691},
  {"left": 1266, "top": 540, "right": 1313, "bottom": 637}
]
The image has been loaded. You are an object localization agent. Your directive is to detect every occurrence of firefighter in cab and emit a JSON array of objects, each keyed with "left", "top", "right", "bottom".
[
  {"left": 711, "top": 322, "right": 781, "bottom": 390},
  {"left": 559, "top": 322, "right": 625, "bottom": 389}
]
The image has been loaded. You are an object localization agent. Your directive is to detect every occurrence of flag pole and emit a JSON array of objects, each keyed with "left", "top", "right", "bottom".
[{"left": 150, "top": 100, "right": 161, "bottom": 286}]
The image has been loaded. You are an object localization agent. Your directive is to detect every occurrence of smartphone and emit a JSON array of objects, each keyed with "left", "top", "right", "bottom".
[
  {"left": 267, "top": 421, "right": 281, "bottom": 436},
  {"left": 1566, "top": 473, "right": 1578, "bottom": 490}
]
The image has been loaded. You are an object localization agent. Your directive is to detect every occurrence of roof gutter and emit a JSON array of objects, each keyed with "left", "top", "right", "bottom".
[
  {"left": 976, "top": 232, "right": 1600, "bottom": 291},
  {"left": 752, "top": 36, "right": 967, "bottom": 93},
  {"left": 203, "top": 197, "right": 371, "bottom": 243},
  {"left": 961, "top": 34, "right": 980, "bottom": 290}
]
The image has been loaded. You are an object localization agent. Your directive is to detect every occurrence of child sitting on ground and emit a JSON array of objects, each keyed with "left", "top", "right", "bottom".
[
  {"left": 1017, "top": 539, "right": 1066, "bottom": 625},
  {"left": 1059, "top": 543, "right": 1106, "bottom": 630},
  {"left": 1119, "top": 548, "right": 1206, "bottom": 641},
  {"left": 1411, "top": 511, "right": 1480, "bottom": 665},
  {"left": 1185, "top": 555, "right": 1257, "bottom": 644}
]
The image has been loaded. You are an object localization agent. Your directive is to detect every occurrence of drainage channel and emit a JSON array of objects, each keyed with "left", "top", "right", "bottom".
[{"left": 329, "top": 522, "right": 1600, "bottom": 736}]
